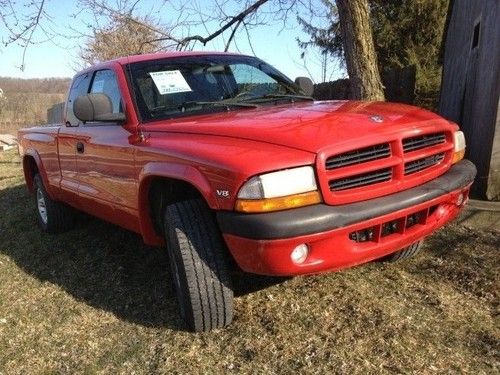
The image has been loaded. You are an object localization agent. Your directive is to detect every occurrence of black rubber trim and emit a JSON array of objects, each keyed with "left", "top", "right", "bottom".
[{"left": 216, "top": 160, "right": 476, "bottom": 240}]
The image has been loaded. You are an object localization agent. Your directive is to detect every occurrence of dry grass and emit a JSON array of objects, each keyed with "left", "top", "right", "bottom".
[{"left": 0, "top": 149, "right": 498, "bottom": 374}]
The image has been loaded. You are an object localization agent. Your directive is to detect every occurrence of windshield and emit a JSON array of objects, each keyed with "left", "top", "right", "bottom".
[{"left": 127, "top": 55, "right": 305, "bottom": 122}]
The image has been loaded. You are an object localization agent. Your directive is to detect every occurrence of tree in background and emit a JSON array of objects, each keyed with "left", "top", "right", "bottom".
[
  {"left": 79, "top": 15, "right": 166, "bottom": 66},
  {"left": 0, "top": 0, "right": 48, "bottom": 71},
  {"left": 299, "top": 0, "right": 449, "bottom": 106},
  {"left": 335, "top": 0, "right": 384, "bottom": 100},
  {"left": 4, "top": 0, "right": 449, "bottom": 104},
  {"left": 370, "top": 0, "right": 449, "bottom": 107},
  {"left": 0, "top": 88, "right": 7, "bottom": 116},
  {"left": 297, "top": 0, "right": 385, "bottom": 100},
  {"left": 78, "top": 0, "right": 385, "bottom": 99},
  {"left": 1, "top": 0, "right": 385, "bottom": 101}
]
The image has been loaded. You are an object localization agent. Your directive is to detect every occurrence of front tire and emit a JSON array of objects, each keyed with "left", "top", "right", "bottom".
[
  {"left": 163, "top": 199, "right": 234, "bottom": 332},
  {"left": 33, "top": 174, "right": 75, "bottom": 233},
  {"left": 383, "top": 240, "right": 424, "bottom": 262}
]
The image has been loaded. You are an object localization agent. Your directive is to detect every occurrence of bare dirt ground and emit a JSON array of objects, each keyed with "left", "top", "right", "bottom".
[{"left": 0, "top": 149, "right": 498, "bottom": 374}]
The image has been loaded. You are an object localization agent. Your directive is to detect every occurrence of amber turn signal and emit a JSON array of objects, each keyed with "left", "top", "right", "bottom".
[
  {"left": 452, "top": 149, "right": 465, "bottom": 164},
  {"left": 452, "top": 131, "right": 466, "bottom": 164},
  {"left": 235, "top": 191, "right": 322, "bottom": 213}
]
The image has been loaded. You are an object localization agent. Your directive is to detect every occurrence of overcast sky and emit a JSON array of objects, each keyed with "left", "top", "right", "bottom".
[{"left": 0, "top": 0, "right": 344, "bottom": 83}]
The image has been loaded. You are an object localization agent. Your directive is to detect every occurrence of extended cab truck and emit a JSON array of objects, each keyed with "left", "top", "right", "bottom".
[{"left": 18, "top": 51, "right": 476, "bottom": 332}]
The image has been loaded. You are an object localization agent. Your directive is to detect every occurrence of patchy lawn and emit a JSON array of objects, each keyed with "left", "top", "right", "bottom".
[{"left": 0, "top": 149, "right": 498, "bottom": 374}]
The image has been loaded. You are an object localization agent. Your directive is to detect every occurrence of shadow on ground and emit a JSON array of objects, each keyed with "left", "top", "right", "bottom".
[
  {"left": 456, "top": 208, "right": 500, "bottom": 232},
  {"left": 0, "top": 184, "right": 288, "bottom": 330}
]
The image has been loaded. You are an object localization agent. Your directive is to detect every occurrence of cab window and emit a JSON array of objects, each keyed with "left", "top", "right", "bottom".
[
  {"left": 65, "top": 73, "right": 91, "bottom": 126},
  {"left": 90, "top": 69, "right": 123, "bottom": 114}
]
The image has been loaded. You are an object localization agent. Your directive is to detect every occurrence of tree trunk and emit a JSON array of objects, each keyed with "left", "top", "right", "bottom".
[{"left": 336, "top": 0, "right": 385, "bottom": 101}]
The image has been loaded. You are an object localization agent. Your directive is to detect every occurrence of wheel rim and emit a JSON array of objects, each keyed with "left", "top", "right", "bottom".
[{"left": 36, "top": 188, "right": 48, "bottom": 224}]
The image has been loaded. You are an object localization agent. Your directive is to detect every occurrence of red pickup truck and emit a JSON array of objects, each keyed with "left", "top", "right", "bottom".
[{"left": 18, "top": 51, "right": 476, "bottom": 331}]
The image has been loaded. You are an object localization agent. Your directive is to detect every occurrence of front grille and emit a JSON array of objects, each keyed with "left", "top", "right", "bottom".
[
  {"left": 321, "top": 130, "right": 452, "bottom": 204},
  {"left": 403, "top": 132, "right": 446, "bottom": 153},
  {"left": 329, "top": 168, "right": 392, "bottom": 191},
  {"left": 404, "top": 153, "right": 445, "bottom": 175},
  {"left": 326, "top": 143, "right": 390, "bottom": 169}
]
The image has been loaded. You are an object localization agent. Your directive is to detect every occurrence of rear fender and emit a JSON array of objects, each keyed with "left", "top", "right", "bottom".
[{"left": 22, "top": 149, "right": 55, "bottom": 199}]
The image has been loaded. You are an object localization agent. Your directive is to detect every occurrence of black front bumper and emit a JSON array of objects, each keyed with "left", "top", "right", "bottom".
[{"left": 217, "top": 160, "right": 477, "bottom": 240}]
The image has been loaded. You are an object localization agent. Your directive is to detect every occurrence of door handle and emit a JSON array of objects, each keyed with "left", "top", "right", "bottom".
[{"left": 76, "top": 142, "right": 84, "bottom": 153}]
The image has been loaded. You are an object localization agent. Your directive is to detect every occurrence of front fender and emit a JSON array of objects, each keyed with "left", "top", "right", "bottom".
[{"left": 137, "top": 161, "right": 218, "bottom": 246}]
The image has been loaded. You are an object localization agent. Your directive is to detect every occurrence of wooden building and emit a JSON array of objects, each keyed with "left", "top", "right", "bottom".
[
  {"left": 439, "top": 0, "right": 499, "bottom": 200},
  {"left": 46, "top": 102, "right": 65, "bottom": 125}
]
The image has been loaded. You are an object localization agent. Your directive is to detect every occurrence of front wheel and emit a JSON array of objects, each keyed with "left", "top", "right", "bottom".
[
  {"left": 382, "top": 240, "right": 424, "bottom": 262},
  {"left": 163, "top": 199, "right": 234, "bottom": 332}
]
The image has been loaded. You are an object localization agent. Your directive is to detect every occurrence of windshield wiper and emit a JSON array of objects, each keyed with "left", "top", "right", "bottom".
[
  {"left": 241, "top": 94, "right": 314, "bottom": 103},
  {"left": 179, "top": 100, "right": 259, "bottom": 112}
]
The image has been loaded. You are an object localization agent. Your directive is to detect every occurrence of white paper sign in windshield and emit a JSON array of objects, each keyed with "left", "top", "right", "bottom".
[{"left": 149, "top": 70, "right": 192, "bottom": 95}]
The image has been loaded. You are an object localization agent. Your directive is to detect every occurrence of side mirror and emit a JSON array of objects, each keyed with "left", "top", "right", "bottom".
[
  {"left": 295, "top": 77, "right": 314, "bottom": 97},
  {"left": 74, "top": 93, "right": 126, "bottom": 123}
]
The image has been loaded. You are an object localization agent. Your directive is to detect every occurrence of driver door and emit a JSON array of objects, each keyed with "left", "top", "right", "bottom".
[
  {"left": 58, "top": 72, "right": 92, "bottom": 207},
  {"left": 75, "top": 69, "right": 138, "bottom": 231}
]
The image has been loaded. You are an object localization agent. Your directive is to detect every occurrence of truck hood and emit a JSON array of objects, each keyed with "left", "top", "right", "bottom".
[{"left": 145, "top": 101, "right": 452, "bottom": 153}]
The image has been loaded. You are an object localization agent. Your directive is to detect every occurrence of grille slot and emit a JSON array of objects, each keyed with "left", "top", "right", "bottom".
[
  {"left": 403, "top": 133, "right": 446, "bottom": 153},
  {"left": 404, "top": 153, "right": 445, "bottom": 175},
  {"left": 326, "top": 143, "right": 390, "bottom": 169},
  {"left": 329, "top": 168, "right": 392, "bottom": 191}
]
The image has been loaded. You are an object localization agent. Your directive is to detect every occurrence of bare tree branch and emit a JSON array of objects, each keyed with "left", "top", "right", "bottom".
[
  {"left": 0, "top": 0, "right": 50, "bottom": 71},
  {"left": 19, "top": 0, "right": 45, "bottom": 71},
  {"left": 224, "top": 19, "right": 242, "bottom": 52},
  {"left": 0, "top": 0, "right": 333, "bottom": 77},
  {"left": 173, "top": 0, "right": 269, "bottom": 48},
  {"left": 242, "top": 21, "right": 257, "bottom": 56}
]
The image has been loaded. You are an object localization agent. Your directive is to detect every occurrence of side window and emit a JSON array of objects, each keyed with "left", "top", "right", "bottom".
[
  {"left": 65, "top": 73, "right": 91, "bottom": 126},
  {"left": 90, "top": 69, "right": 123, "bottom": 115}
]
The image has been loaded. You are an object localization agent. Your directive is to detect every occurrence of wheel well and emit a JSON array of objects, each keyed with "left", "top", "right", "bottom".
[
  {"left": 148, "top": 177, "right": 204, "bottom": 236},
  {"left": 23, "top": 155, "right": 39, "bottom": 191}
]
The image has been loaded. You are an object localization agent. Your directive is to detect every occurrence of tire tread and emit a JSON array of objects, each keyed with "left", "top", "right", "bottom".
[
  {"left": 384, "top": 240, "right": 424, "bottom": 262},
  {"left": 164, "top": 199, "right": 233, "bottom": 331}
]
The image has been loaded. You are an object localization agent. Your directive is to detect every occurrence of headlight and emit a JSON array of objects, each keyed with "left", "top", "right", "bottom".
[
  {"left": 235, "top": 166, "right": 321, "bottom": 213},
  {"left": 452, "top": 131, "right": 466, "bottom": 164}
]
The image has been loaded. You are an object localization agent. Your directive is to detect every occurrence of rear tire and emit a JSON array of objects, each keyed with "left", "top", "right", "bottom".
[
  {"left": 163, "top": 199, "right": 234, "bottom": 332},
  {"left": 383, "top": 240, "right": 424, "bottom": 262},
  {"left": 33, "top": 174, "right": 75, "bottom": 233}
]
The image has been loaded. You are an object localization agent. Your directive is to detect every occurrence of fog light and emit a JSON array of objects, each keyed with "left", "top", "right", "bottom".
[
  {"left": 382, "top": 220, "right": 400, "bottom": 237},
  {"left": 456, "top": 192, "right": 464, "bottom": 206},
  {"left": 349, "top": 227, "right": 375, "bottom": 242},
  {"left": 291, "top": 244, "right": 309, "bottom": 264}
]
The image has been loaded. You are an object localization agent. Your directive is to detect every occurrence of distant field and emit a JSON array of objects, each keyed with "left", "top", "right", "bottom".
[
  {"left": 0, "top": 92, "right": 65, "bottom": 135},
  {"left": 0, "top": 149, "right": 498, "bottom": 374},
  {"left": 0, "top": 76, "right": 70, "bottom": 135}
]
